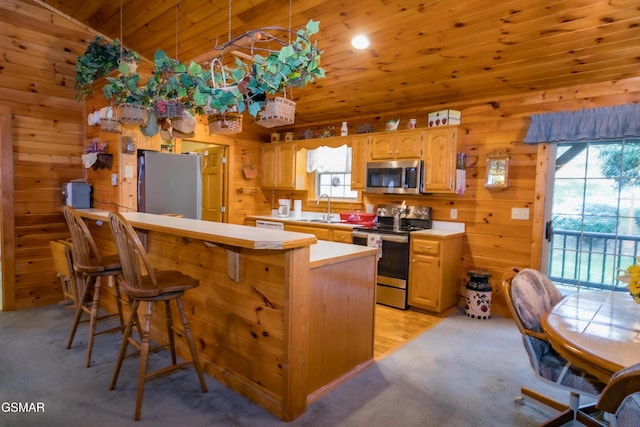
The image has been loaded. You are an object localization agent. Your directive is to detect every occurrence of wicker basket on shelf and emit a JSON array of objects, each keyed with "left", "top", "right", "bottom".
[
  {"left": 257, "top": 96, "right": 296, "bottom": 128},
  {"left": 208, "top": 112, "right": 243, "bottom": 134},
  {"left": 100, "top": 117, "right": 120, "bottom": 133},
  {"left": 117, "top": 104, "right": 150, "bottom": 126}
]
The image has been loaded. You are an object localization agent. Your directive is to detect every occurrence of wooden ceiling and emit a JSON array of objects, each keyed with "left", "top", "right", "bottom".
[{"left": 40, "top": 0, "right": 640, "bottom": 126}]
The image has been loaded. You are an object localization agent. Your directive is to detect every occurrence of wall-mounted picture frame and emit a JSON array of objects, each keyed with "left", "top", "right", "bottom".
[{"left": 485, "top": 153, "right": 509, "bottom": 190}]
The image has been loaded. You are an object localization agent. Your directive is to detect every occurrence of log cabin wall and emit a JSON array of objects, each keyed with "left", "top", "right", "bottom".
[
  {"left": 273, "top": 78, "right": 640, "bottom": 315},
  {"left": 1, "top": 0, "right": 640, "bottom": 312},
  {"left": 0, "top": 0, "right": 90, "bottom": 310}
]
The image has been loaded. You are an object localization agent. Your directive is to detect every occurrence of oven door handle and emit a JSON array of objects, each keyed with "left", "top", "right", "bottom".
[{"left": 352, "top": 231, "right": 408, "bottom": 244}]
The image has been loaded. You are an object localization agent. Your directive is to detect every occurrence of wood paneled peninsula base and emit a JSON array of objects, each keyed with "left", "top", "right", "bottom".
[{"left": 77, "top": 210, "right": 378, "bottom": 421}]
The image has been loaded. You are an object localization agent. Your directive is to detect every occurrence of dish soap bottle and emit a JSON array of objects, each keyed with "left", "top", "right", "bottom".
[{"left": 340, "top": 121, "right": 348, "bottom": 136}]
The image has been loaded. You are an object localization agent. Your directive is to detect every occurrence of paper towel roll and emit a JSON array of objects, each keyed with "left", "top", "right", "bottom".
[{"left": 293, "top": 200, "right": 302, "bottom": 218}]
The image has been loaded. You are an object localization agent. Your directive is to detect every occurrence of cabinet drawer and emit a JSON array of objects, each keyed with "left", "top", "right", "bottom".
[
  {"left": 411, "top": 239, "right": 440, "bottom": 255},
  {"left": 332, "top": 229, "right": 352, "bottom": 243},
  {"left": 285, "top": 225, "right": 332, "bottom": 241}
]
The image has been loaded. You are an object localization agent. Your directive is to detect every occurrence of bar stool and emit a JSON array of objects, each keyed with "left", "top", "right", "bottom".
[
  {"left": 63, "top": 206, "right": 125, "bottom": 368},
  {"left": 108, "top": 212, "right": 208, "bottom": 421}
]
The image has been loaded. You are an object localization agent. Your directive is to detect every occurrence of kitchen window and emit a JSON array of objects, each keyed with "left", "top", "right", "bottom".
[{"left": 306, "top": 145, "right": 358, "bottom": 200}]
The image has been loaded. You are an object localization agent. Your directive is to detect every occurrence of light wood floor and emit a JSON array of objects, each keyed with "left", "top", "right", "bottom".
[{"left": 374, "top": 305, "right": 444, "bottom": 360}]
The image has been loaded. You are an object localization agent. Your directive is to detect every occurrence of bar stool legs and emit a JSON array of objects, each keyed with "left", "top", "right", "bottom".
[
  {"left": 67, "top": 274, "right": 124, "bottom": 368},
  {"left": 111, "top": 295, "right": 208, "bottom": 421}
]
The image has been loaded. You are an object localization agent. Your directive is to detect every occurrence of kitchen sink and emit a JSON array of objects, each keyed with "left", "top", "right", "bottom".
[{"left": 308, "top": 219, "right": 345, "bottom": 223}]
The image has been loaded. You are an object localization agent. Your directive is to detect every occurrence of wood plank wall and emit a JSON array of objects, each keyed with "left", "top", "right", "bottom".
[
  {"left": 2, "top": 0, "right": 640, "bottom": 312},
  {"left": 0, "top": 0, "right": 89, "bottom": 310},
  {"left": 272, "top": 77, "right": 640, "bottom": 315}
]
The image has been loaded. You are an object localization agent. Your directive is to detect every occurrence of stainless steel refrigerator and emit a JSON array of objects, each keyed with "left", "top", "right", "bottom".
[{"left": 137, "top": 150, "right": 202, "bottom": 219}]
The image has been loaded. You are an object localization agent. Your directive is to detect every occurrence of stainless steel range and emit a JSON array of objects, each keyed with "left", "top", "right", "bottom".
[{"left": 352, "top": 204, "right": 432, "bottom": 309}]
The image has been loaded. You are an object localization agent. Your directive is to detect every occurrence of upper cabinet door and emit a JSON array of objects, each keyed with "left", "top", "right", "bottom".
[
  {"left": 276, "top": 143, "right": 297, "bottom": 189},
  {"left": 394, "top": 133, "right": 422, "bottom": 159},
  {"left": 260, "top": 143, "right": 297, "bottom": 189},
  {"left": 368, "top": 134, "right": 395, "bottom": 160},
  {"left": 368, "top": 130, "right": 422, "bottom": 161},
  {"left": 351, "top": 136, "right": 368, "bottom": 189},
  {"left": 422, "top": 128, "right": 457, "bottom": 193}
]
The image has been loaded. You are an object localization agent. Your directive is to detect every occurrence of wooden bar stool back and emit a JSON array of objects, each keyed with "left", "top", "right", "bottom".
[
  {"left": 108, "top": 212, "right": 208, "bottom": 421},
  {"left": 63, "top": 206, "right": 124, "bottom": 367}
]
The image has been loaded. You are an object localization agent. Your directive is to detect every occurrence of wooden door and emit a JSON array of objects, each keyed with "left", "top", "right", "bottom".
[
  {"left": 200, "top": 146, "right": 225, "bottom": 222},
  {"left": 368, "top": 135, "right": 394, "bottom": 160},
  {"left": 350, "top": 136, "right": 368, "bottom": 189},
  {"left": 394, "top": 132, "right": 422, "bottom": 159},
  {"left": 423, "top": 128, "right": 457, "bottom": 193},
  {"left": 276, "top": 143, "right": 297, "bottom": 189},
  {"left": 260, "top": 145, "right": 277, "bottom": 188},
  {"left": 409, "top": 253, "right": 440, "bottom": 311}
]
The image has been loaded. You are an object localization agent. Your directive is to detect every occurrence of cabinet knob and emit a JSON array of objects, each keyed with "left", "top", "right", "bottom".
[{"left": 421, "top": 245, "right": 432, "bottom": 250}]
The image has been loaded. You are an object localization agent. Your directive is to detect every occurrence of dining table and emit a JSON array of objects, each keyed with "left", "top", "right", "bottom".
[{"left": 541, "top": 290, "right": 640, "bottom": 384}]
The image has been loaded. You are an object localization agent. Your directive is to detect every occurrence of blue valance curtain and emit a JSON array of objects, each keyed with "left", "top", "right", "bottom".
[{"left": 524, "top": 104, "right": 640, "bottom": 143}]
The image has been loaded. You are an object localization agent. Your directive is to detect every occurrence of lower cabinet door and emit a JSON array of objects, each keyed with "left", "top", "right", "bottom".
[{"left": 409, "top": 253, "right": 440, "bottom": 311}]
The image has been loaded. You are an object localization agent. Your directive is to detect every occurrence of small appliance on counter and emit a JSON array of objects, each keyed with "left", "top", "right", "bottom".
[
  {"left": 62, "top": 182, "right": 92, "bottom": 208},
  {"left": 277, "top": 199, "right": 291, "bottom": 217}
]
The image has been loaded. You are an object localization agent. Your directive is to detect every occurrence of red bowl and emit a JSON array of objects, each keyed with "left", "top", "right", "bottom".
[{"left": 339, "top": 212, "right": 376, "bottom": 224}]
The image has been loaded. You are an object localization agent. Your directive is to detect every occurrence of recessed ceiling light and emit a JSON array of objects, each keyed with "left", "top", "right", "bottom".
[{"left": 351, "top": 35, "right": 370, "bottom": 50}]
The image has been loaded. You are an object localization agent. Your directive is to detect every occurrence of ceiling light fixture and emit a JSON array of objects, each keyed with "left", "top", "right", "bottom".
[{"left": 351, "top": 35, "right": 370, "bottom": 50}]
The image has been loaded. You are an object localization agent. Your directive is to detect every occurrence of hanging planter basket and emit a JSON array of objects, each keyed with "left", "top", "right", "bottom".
[
  {"left": 257, "top": 95, "right": 296, "bottom": 128},
  {"left": 153, "top": 99, "right": 185, "bottom": 119},
  {"left": 117, "top": 103, "right": 150, "bottom": 126},
  {"left": 208, "top": 112, "right": 243, "bottom": 134}
]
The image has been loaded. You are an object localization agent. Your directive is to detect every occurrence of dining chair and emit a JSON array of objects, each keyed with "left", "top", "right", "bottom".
[
  {"left": 107, "top": 212, "right": 208, "bottom": 421},
  {"left": 596, "top": 362, "right": 640, "bottom": 426},
  {"left": 63, "top": 206, "right": 125, "bottom": 368},
  {"left": 502, "top": 267, "right": 606, "bottom": 427}
]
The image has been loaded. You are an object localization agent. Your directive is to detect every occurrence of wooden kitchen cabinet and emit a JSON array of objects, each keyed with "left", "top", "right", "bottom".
[
  {"left": 331, "top": 229, "right": 353, "bottom": 243},
  {"left": 261, "top": 142, "right": 297, "bottom": 189},
  {"left": 350, "top": 135, "right": 368, "bottom": 190},
  {"left": 284, "top": 224, "right": 332, "bottom": 241},
  {"left": 422, "top": 127, "right": 458, "bottom": 193},
  {"left": 409, "top": 234, "right": 463, "bottom": 313},
  {"left": 368, "top": 130, "right": 422, "bottom": 161}
]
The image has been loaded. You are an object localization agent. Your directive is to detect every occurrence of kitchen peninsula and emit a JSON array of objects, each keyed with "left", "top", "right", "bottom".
[{"left": 76, "top": 210, "right": 378, "bottom": 422}]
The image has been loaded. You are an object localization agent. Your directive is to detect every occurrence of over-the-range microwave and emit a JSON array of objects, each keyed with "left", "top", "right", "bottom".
[{"left": 365, "top": 159, "right": 424, "bottom": 194}]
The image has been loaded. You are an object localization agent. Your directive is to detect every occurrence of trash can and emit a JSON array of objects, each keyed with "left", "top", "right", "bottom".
[{"left": 465, "top": 270, "right": 492, "bottom": 319}]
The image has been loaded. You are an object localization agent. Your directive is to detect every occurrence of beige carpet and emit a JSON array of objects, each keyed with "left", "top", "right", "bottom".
[{"left": 0, "top": 304, "right": 587, "bottom": 426}]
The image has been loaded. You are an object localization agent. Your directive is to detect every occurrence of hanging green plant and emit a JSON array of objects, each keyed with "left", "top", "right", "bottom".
[
  {"left": 200, "top": 20, "right": 326, "bottom": 117},
  {"left": 74, "top": 36, "right": 140, "bottom": 100}
]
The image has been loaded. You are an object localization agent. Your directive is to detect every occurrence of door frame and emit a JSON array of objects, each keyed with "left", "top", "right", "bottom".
[
  {"left": 0, "top": 106, "right": 15, "bottom": 310},
  {"left": 532, "top": 142, "right": 554, "bottom": 272}
]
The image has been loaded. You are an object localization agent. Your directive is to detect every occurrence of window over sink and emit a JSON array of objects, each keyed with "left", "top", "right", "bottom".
[{"left": 306, "top": 145, "right": 358, "bottom": 200}]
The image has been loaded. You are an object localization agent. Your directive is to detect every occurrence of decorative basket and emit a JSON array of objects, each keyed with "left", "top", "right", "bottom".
[
  {"left": 208, "top": 112, "right": 243, "bottom": 134},
  {"left": 117, "top": 103, "right": 150, "bottom": 126},
  {"left": 257, "top": 96, "right": 296, "bottom": 128},
  {"left": 154, "top": 100, "right": 184, "bottom": 119},
  {"left": 100, "top": 112, "right": 120, "bottom": 133}
]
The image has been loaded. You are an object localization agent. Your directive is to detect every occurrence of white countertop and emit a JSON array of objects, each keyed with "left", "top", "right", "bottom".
[
  {"left": 309, "top": 240, "right": 378, "bottom": 268},
  {"left": 77, "top": 209, "right": 317, "bottom": 250},
  {"left": 247, "top": 215, "right": 466, "bottom": 237}
]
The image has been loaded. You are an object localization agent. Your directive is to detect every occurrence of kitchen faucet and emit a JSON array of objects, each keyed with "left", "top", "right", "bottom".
[{"left": 317, "top": 193, "right": 332, "bottom": 221}]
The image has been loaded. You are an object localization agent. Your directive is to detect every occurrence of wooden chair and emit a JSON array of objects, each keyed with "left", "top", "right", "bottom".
[
  {"left": 63, "top": 206, "right": 124, "bottom": 368},
  {"left": 49, "top": 239, "right": 81, "bottom": 307},
  {"left": 597, "top": 363, "right": 640, "bottom": 426},
  {"left": 502, "top": 267, "right": 606, "bottom": 427},
  {"left": 107, "top": 212, "right": 208, "bottom": 421}
]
